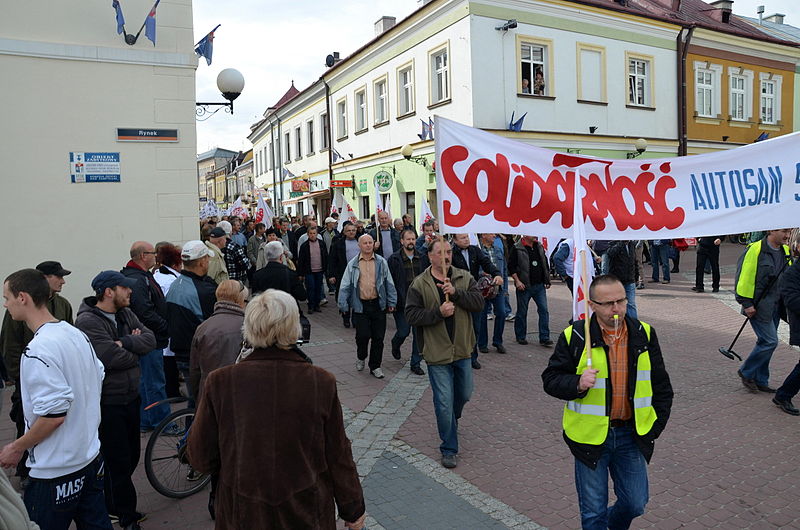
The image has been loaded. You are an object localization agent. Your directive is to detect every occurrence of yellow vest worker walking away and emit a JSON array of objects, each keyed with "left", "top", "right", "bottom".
[{"left": 542, "top": 275, "right": 673, "bottom": 529}]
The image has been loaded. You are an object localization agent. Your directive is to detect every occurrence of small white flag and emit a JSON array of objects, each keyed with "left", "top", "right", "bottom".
[{"left": 571, "top": 170, "right": 594, "bottom": 323}]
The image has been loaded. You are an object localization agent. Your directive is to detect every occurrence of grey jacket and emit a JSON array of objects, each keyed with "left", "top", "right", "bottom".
[
  {"left": 337, "top": 253, "right": 397, "bottom": 313},
  {"left": 189, "top": 301, "right": 244, "bottom": 402},
  {"left": 75, "top": 297, "right": 156, "bottom": 405}
]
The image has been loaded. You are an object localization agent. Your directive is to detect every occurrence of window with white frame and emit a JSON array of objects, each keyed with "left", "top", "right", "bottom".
[
  {"left": 374, "top": 78, "right": 388, "bottom": 124},
  {"left": 760, "top": 78, "right": 778, "bottom": 124},
  {"left": 398, "top": 64, "right": 414, "bottom": 116},
  {"left": 627, "top": 57, "right": 651, "bottom": 107},
  {"left": 320, "top": 112, "right": 329, "bottom": 150},
  {"left": 520, "top": 41, "right": 548, "bottom": 95},
  {"left": 336, "top": 98, "right": 347, "bottom": 139},
  {"left": 294, "top": 126, "right": 301, "bottom": 159},
  {"left": 696, "top": 69, "right": 714, "bottom": 117},
  {"left": 306, "top": 119, "right": 314, "bottom": 155},
  {"left": 355, "top": 88, "right": 367, "bottom": 131},
  {"left": 254, "top": 152, "right": 259, "bottom": 176},
  {"left": 429, "top": 46, "right": 449, "bottom": 104},
  {"left": 284, "top": 131, "right": 291, "bottom": 162},
  {"left": 730, "top": 74, "right": 748, "bottom": 121}
]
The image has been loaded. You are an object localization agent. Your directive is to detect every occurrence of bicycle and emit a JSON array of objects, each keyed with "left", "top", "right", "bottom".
[
  {"left": 143, "top": 397, "right": 211, "bottom": 498},
  {"left": 727, "top": 233, "right": 749, "bottom": 245}
]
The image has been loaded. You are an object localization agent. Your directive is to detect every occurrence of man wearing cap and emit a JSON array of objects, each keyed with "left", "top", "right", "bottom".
[
  {"left": 221, "top": 223, "right": 251, "bottom": 283},
  {"left": 75, "top": 271, "right": 156, "bottom": 529},
  {"left": 121, "top": 241, "right": 171, "bottom": 432},
  {"left": 205, "top": 227, "right": 230, "bottom": 285},
  {"left": 165, "top": 241, "right": 217, "bottom": 400},
  {"left": 0, "top": 260, "right": 74, "bottom": 486}
]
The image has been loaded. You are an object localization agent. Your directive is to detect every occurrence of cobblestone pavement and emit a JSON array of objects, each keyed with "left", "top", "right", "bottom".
[{"left": 2, "top": 242, "right": 799, "bottom": 529}]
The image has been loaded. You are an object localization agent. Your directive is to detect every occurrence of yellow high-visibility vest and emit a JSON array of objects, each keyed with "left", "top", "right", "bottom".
[
  {"left": 562, "top": 322, "right": 657, "bottom": 445},
  {"left": 736, "top": 241, "right": 792, "bottom": 300}
]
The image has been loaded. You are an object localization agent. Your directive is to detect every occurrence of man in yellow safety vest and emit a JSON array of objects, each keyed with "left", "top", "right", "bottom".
[
  {"left": 542, "top": 274, "right": 673, "bottom": 529},
  {"left": 734, "top": 229, "right": 793, "bottom": 393}
]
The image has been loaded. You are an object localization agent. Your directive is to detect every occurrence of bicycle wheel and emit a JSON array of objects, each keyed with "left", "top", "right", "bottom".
[{"left": 144, "top": 409, "right": 211, "bottom": 498}]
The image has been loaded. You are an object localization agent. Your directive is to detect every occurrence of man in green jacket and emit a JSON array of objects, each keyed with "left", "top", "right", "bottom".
[
  {"left": 0, "top": 260, "right": 74, "bottom": 484},
  {"left": 405, "top": 238, "right": 484, "bottom": 469}
]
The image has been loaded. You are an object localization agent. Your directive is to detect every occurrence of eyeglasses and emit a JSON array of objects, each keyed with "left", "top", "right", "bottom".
[
  {"left": 590, "top": 297, "right": 628, "bottom": 307},
  {"left": 142, "top": 251, "right": 157, "bottom": 255}
]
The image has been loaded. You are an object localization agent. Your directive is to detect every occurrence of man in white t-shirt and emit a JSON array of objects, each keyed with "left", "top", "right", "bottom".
[{"left": 0, "top": 268, "right": 111, "bottom": 530}]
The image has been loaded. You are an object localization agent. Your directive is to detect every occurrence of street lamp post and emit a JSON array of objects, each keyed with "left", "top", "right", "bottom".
[{"left": 196, "top": 68, "right": 245, "bottom": 120}]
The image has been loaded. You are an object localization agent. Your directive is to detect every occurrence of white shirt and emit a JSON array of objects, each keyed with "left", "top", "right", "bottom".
[{"left": 21, "top": 321, "right": 104, "bottom": 479}]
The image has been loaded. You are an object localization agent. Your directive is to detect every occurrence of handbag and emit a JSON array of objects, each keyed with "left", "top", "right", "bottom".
[{"left": 476, "top": 275, "right": 499, "bottom": 300}]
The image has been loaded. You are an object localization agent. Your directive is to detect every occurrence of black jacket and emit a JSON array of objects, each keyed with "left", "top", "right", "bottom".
[
  {"left": 387, "top": 249, "right": 426, "bottom": 311},
  {"left": 296, "top": 238, "right": 329, "bottom": 277},
  {"left": 121, "top": 263, "right": 169, "bottom": 348},
  {"left": 451, "top": 244, "right": 499, "bottom": 281},
  {"left": 541, "top": 315, "right": 673, "bottom": 469},
  {"left": 252, "top": 261, "right": 307, "bottom": 301},
  {"left": 697, "top": 236, "right": 725, "bottom": 254},
  {"left": 75, "top": 298, "right": 156, "bottom": 405},
  {"left": 165, "top": 270, "right": 217, "bottom": 363},
  {"left": 328, "top": 236, "right": 355, "bottom": 282},
  {"left": 369, "top": 227, "right": 402, "bottom": 260},
  {"left": 780, "top": 260, "right": 800, "bottom": 346},
  {"left": 606, "top": 241, "right": 636, "bottom": 285}
]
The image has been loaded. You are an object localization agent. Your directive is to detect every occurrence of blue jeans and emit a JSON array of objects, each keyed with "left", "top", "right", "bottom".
[
  {"left": 479, "top": 291, "right": 507, "bottom": 348},
  {"left": 514, "top": 283, "right": 550, "bottom": 342},
  {"left": 650, "top": 245, "right": 670, "bottom": 282},
  {"left": 428, "top": 358, "right": 473, "bottom": 455},
  {"left": 740, "top": 309, "right": 780, "bottom": 387},
  {"left": 623, "top": 283, "right": 638, "bottom": 320},
  {"left": 305, "top": 271, "right": 324, "bottom": 310},
  {"left": 24, "top": 455, "right": 113, "bottom": 530},
  {"left": 574, "top": 426, "right": 649, "bottom": 530},
  {"left": 139, "top": 349, "right": 170, "bottom": 430},
  {"left": 392, "top": 310, "right": 422, "bottom": 369}
]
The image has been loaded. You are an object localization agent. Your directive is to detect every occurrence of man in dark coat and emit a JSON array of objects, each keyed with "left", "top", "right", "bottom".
[
  {"left": 328, "top": 223, "right": 360, "bottom": 327},
  {"left": 388, "top": 229, "right": 426, "bottom": 375},
  {"left": 252, "top": 242, "right": 307, "bottom": 302},
  {"left": 773, "top": 256, "right": 800, "bottom": 415},
  {"left": 606, "top": 240, "right": 638, "bottom": 319},
  {"left": 121, "top": 241, "right": 171, "bottom": 431},
  {"left": 369, "top": 210, "right": 401, "bottom": 260},
  {"left": 692, "top": 236, "right": 724, "bottom": 293},
  {"left": 296, "top": 225, "right": 328, "bottom": 313}
]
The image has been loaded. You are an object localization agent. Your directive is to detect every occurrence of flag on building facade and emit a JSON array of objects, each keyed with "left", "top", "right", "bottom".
[
  {"left": 195, "top": 24, "right": 220, "bottom": 66},
  {"left": 144, "top": 0, "right": 160, "bottom": 45},
  {"left": 112, "top": 0, "right": 125, "bottom": 34},
  {"left": 571, "top": 170, "right": 593, "bottom": 323},
  {"left": 508, "top": 111, "right": 527, "bottom": 132}
]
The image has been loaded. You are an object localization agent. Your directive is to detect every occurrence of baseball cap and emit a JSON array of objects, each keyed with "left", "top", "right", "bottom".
[
  {"left": 324, "top": 217, "right": 336, "bottom": 224},
  {"left": 36, "top": 261, "right": 71, "bottom": 276},
  {"left": 181, "top": 240, "right": 213, "bottom": 260},
  {"left": 218, "top": 220, "right": 232, "bottom": 235},
  {"left": 91, "top": 271, "right": 137, "bottom": 293},
  {"left": 208, "top": 227, "right": 227, "bottom": 238}
]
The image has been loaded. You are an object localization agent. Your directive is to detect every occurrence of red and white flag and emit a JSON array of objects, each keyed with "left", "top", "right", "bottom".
[
  {"left": 418, "top": 198, "right": 435, "bottom": 228},
  {"left": 230, "top": 196, "right": 248, "bottom": 219},
  {"left": 572, "top": 170, "right": 594, "bottom": 323},
  {"left": 254, "top": 192, "right": 273, "bottom": 226},
  {"left": 338, "top": 197, "right": 359, "bottom": 232}
]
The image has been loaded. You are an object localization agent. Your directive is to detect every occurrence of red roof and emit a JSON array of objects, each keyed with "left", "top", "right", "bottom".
[{"left": 269, "top": 82, "right": 300, "bottom": 110}]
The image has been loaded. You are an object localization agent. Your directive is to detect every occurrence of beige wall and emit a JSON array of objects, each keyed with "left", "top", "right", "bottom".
[{"left": 0, "top": 0, "right": 198, "bottom": 304}]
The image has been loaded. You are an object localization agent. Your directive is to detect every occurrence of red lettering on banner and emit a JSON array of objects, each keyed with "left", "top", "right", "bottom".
[{"left": 441, "top": 146, "right": 685, "bottom": 229}]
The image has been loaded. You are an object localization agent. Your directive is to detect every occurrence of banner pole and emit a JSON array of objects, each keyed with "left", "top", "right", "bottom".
[
  {"left": 581, "top": 249, "right": 592, "bottom": 368},
  {"left": 440, "top": 234, "right": 449, "bottom": 303}
]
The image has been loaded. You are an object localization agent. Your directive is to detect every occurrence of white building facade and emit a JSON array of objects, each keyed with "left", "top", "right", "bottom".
[{"left": 1, "top": 0, "right": 199, "bottom": 302}]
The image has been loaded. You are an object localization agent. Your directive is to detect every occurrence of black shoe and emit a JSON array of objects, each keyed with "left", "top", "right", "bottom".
[
  {"left": 391, "top": 345, "right": 401, "bottom": 360},
  {"left": 738, "top": 370, "right": 759, "bottom": 393},
  {"left": 712, "top": 287, "right": 719, "bottom": 293},
  {"left": 539, "top": 339, "right": 554, "bottom": 347},
  {"left": 478, "top": 346, "right": 489, "bottom": 353},
  {"left": 410, "top": 365, "right": 425, "bottom": 375},
  {"left": 772, "top": 397, "right": 800, "bottom": 416},
  {"left": 691, "top": 287, "right": 704, "bottom": 293},
  {"left": 671, "top": 268, "right": 679, "bottom": 273},
  {"left": 757, "top": 384, "right": 777, "bottom": 393},
  {"left": 494, "top": 344, "right": 507, "bottom": 354},
  {"left": 471, "top": 360, "right": 482, "bottom": 369},
  {"left": 307, "top": 307, "right": 314, "bottom": 314},
  {"left": 441, "top": 453, "right": 457, "bottom": 468},
  {"left": 516, "top": 339, "right": 528, "bottom": 345}
]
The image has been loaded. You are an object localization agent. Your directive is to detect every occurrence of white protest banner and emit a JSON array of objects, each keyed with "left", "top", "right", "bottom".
[
  {"left": 254, "top": 192, "right": 274, "bottom": 226},
  {"left": 434, "top": 116, "right": 799, "bottom": 239}
]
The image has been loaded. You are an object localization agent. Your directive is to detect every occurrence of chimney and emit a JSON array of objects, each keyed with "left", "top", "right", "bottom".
[
  {"left": 374, "top": 16, "right": 397, "bottom": 36},
  {"left": 764, "top": 13, "right": 785, "bottom": 24},
  {"left": 709, "top": 0, "right": 733, "bottom": 23}
]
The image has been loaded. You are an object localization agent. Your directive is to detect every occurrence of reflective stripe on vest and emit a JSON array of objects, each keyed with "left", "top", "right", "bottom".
[
  {"left": 736, "top": 241, "right": 792, "bottom": 299},
  {"left": 562, "top": 321, "right": 658, "bottom": 444}
]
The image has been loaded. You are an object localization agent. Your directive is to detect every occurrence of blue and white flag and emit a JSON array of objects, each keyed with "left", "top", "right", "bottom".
[
  {"left": 112, "top": 0, "right": 125, "bottom": 34},
  {"left": 195, "top": 24, "right": 220, "bottom": 66},
  {"left": 508, "top": 111, "right": 527, "bottom": 132}
]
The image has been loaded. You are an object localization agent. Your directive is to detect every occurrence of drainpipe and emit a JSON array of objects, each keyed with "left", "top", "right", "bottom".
[
  {"left": 677, "top": 25, "right": 695, "bottom": 156},
  {"left": 274, "top": 115, "right": 283, "bottom": 213},
  {"left": 266, "top": 118, "right": 276, "bottom": 214},
  {"left": 322, "top": 78, "right": 333, "bottom": 184}
]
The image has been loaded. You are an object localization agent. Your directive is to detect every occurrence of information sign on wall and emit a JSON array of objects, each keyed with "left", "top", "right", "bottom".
[{"left": 69, "top": 152, "right": 121, "bottom": 183}]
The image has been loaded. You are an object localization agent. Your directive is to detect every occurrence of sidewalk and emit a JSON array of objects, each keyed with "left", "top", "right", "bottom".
[{"left": 3, "top": 241, "right": 798, "bottom": 529}]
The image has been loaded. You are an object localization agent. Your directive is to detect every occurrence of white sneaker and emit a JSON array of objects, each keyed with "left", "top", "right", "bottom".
[
  {"left": 487, "top": 313, "right": 494, "bottom": 320},
  {"left": 356, "top": 359, "right": 365, "bottom": 371},
  {"left": 371, "top": 367, "right": 385, "bottom": 379},
  {"left": 505, "top": 315, "right": 515, "bottom": 322},
  {"left": 320, "top": 298, "right": 328, "bottom": 306}
]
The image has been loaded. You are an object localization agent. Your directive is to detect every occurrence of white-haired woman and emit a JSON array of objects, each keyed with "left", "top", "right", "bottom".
[{"left": 186, "top": 289, "right": 366, "bottom": 529}]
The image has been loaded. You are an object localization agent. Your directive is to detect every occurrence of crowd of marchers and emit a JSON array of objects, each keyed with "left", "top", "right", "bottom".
[{"left": 0, "top": 213, "right": 798, "bottom": 530}]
